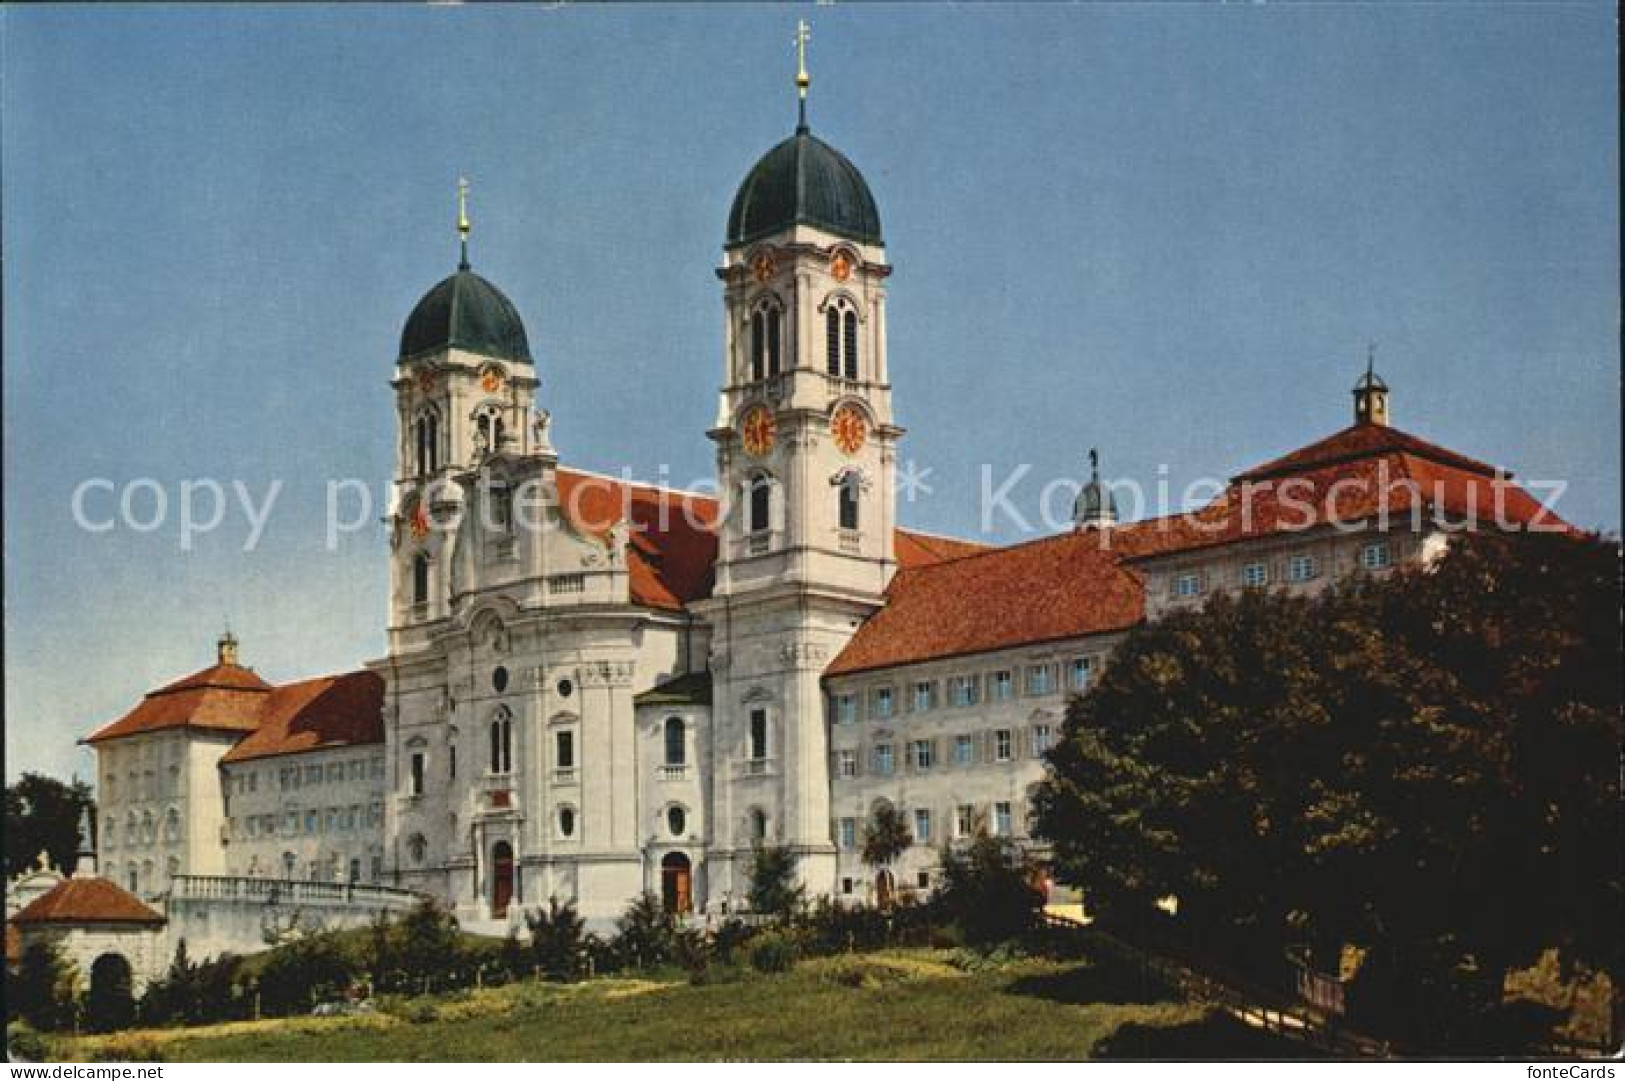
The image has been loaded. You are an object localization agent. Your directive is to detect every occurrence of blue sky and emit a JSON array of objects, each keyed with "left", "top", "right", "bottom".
[{"left": 4, "top": 4, "right": 1617, "bottom": 782}]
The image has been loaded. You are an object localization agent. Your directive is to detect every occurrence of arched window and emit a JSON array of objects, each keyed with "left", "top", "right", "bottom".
[
  {"left": 838, "top": 471, "right": 861, "bottom": 531},
  {"left": 489, "top": 708, "right": 512, "bottom": 775},
  {"left": 414, "top": 408, "right": 440, "bottom": 476},
  {"left": 749, "top": 300, "right": 783, "bottom": 381},
  {"left": 412, "top": 553, "right": 431, "bottom": 607},
  {"left": 750, "top": 808, "right": 768, "bottom": 843},
  {"left": 747, "top": 473, "right": 773, "bottom": 534},
  {"left": 164, "top": 808, "right": 181, "bottom": 843},
  {"left": 748, "top": 708, "right": 769, "bottom": 761},
  {"left": 664, "top": 717, "right": 686, "bottom": 767},
  {"left": 473, "top": 404, "right": 506, "bottom": 455},
  {"left": 825, "top": 308, "right": 842, "bottom": 376},
  {"left": 825, "top": 298, "right": 860, "bottom": 379}
]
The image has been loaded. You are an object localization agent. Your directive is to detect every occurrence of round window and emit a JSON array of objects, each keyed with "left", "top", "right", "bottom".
[
  {"left": 667, "top": 806, "right": 687, "bottom": 837},
  {"left": 559, "top": 807, "right": 576, "bottom": 838},
  {"left": 492, "top": 666, "right": 509, "bottom": 693},
  {"left": 556, "top": 678, "right": 573, "bottom": 699}
]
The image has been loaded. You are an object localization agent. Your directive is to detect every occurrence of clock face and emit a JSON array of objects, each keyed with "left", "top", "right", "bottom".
[
  {"left": 479, "top": 366, "right": 506, "bottom": 394},
  {"left": 740, "top": 405, "right": 777, "bottom": 457},
  {"left": 831, "top": 404, "right": 868, "bottom": 456},
  {"left": 750, "top": 250, "right": 777, "bottom": 284},
  {"left": 830, "top": 251, "right": 853, "bottom": 283},
  {"left": 408, "top": 502, "right": 431, "bottom": 540}
]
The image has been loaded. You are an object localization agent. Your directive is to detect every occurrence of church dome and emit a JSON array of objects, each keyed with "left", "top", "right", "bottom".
[
  {"left": 727, "top": 126, "right": 882, "bottom": 248},
  {"left": 399, "top": 267, "right": 532, "bottom": 365}
]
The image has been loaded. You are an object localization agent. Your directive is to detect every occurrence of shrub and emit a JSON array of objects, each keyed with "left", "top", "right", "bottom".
[
  {"left": 12, "top": 941, "right": 78, "bottom": 1031},
  {"left": 393, "top": 898, "right": 463, "bottom": 988},
  {"left": 256, "top": 931, "right": 359, "bottom": 1016},
  {"left": 613, "top": 892, "right": 677, "bottom": 970},
  {"left": 525, "top": 896, "right": 587, "bottom": 980},
  {"left": 7, "top": 1022, "right": 50, "bottom": 1062},
  {"left": 934, "top": 833, "right": 1044, "bottom": 947},
  {"left": 711, "top": 917, "right": 757, "bottom": 966},
  {"left": 749, "top": 931, "right": 799, "bottom": 974}
]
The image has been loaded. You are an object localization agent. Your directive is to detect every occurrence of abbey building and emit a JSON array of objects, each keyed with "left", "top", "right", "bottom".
[{"left": 58, "top": 74, "right": 1563, "bottom": 949}]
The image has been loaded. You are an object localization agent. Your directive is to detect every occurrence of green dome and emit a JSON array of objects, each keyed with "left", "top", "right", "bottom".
[
  {"left": 727, "top": 127, "right": 882, "bottom": 248},
  {"left": 399, "top": 267, "right": 532, "bottom": 365}
]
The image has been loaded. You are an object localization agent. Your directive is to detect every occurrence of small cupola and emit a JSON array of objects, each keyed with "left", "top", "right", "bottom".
[
  {"left": 1353, "top": 348, "right": 1390, "bottom": 427},
  {"left": 217, "top": 628, "right": 240, "bottom": 667},
  {"left": 1074, "top": 449, "right": 1118, "bottom": 531}
]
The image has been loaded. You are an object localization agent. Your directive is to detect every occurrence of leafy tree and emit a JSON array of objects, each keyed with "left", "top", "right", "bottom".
[
  {"left": 613, "top": 892, "right": 676, "bottom": 969},
  {"left": 393, "top": 897, "right": 462, "bottom": 986},
  {"left": 860, "top": 803, "right": 913, "bottom": 881},
  {"left": 12, "top": 941, "right": 79, "bottom": 1031},
  {"left": 934, "top": 831, "right": 1044, "bottom": 946},
  {"left": 256, "top": 931, "right": 358, "bottom": 1016},
  {"left": 1034, "top": 530, "right": 1622, "bottom": 1050},
  {"left": 746, "top": 844, "right": 805, "bottom": 918},
  {"left": 5, "top": 773, "right": 93, "bottom": 878},
  {"left": 525, "top": 895, "right": 586, "bottom": 980}
]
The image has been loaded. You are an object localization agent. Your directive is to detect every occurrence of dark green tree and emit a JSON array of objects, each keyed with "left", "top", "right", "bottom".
[
  {"left": 860, "top": 803, "right": 913, "bottom": 884},
  {"left": 1034, "top": 530, "right": 1622, "bottom": 1050},
  {"left": 393, "top": 897, "right": 462, "bottom": 986},
  {"left": 5, "top": 773, "right": 94, "bottom": 878},
  {"left": 525, "top": 895, "right": 587, "bottom": 980},
  {"left": 746, "top": 843, "right": 806, "bottom": 918},
  {"left": 13, "top": 940, "right": 80, "bottom": 1031},
  {"left": 613, "top": 892, "right": 676, "bottom": 969},
  {"left": 934, "top": 831, "right": 1044, "bottom": 946}
]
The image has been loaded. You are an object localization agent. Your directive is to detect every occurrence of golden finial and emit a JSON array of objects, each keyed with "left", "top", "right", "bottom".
[
  {"left": 795, "top": 19, "right": 811, "bottom": 129},
  {"left": 457, "top": 176, "right": 472, "bottom": 269}
]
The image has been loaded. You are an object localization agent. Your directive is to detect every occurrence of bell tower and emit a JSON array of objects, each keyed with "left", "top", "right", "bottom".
[
  {"left": 697, "top": 23, "right": 900, "bottom": 903},
  {"left": 388, "top": 180, "right": 541, "bottom": 643}
]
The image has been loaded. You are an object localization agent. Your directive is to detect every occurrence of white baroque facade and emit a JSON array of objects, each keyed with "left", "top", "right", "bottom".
[{"left": 75, "top": 82, "right": 1563, "bottom": 946}]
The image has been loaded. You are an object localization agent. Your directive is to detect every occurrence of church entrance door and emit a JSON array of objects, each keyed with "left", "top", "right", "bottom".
[
  {"left": 661, "top": 852, "right": 692, "bottom": 915},
  {"left": 492, "top": 841, "right": 514, "bottom": 919}
]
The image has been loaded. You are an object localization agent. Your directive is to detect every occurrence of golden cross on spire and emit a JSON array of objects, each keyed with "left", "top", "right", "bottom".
[
  {"left": 794, "top": 19, "right": 812, "bottom": 129},
  {"left": 457, "top": 176, "right": 471, "bottom": 269}
]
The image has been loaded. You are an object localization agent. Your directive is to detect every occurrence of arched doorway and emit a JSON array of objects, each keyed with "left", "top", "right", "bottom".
[
  {"left": 491, "top": 841, "right": 514, "bottom": 919},
  {"left": 661, "top": 852, "right": 692, "bottom": 916},
  {"left": 86, "top": 953, "right": 135, "bottom": 1032},
  {"left": 874, "top": 868, "right": 895, "bottom": 909}
]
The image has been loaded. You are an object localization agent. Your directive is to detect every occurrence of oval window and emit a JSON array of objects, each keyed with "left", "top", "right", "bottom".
[
  {"left": 667, "top": 806, "right": 687, "bottom": 836},
  {"left": 556, "top": 679, "right": 573, "bottom": 699},
  {"left": 559, "top": 807, "right": 576, "bottom": 838},
  {"left": 492, "top": 666, "right": 509, "bottom": 693}
]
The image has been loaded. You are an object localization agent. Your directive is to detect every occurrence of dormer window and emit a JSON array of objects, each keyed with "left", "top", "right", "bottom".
[{"left": 749, "top": 299, "right": 783, "bottom": 381}]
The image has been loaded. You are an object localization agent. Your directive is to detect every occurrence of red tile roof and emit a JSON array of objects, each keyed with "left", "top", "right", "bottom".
[
  {"left": 550, "top": 467, "right": 989, "bottom": 609},
  {"left": 12, "top": 877, "right": 165, "bottom": 925},
  {"left": 826, "top": 528, "right": 1149, "bottom": 677},
  {"left": 84, "top": 662, "right": 272, "bottom": 745},
  {"left": 219, "top": 670, "right": 384, "bottom": 764},
  {"left": 1130, "top": 422, "right": 1566, "bottom": 560},
  {"left": 828, "top": 421, "right": 1564, "bottom": 675},
  {"left": 555, "top": 468, "right": 720, "bottom": 610}
]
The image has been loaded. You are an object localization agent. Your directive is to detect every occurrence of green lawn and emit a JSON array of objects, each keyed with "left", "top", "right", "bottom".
[{"left": 41, "top": 948, "right": 1312, "bottom": 1062}]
